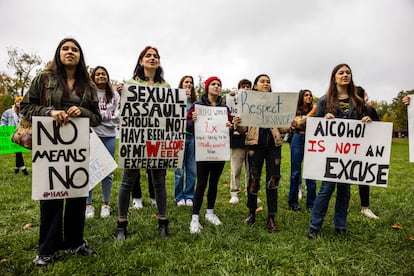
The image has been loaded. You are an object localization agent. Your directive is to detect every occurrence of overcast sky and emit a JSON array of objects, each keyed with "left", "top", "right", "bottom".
[{"left": 1, "top": 0, "right": 413, "bottom": 102}]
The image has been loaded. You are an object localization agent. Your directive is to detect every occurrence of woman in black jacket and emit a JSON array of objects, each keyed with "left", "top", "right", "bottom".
[{"left": 308, "top": 64, "right": 372, "bottom": 239}]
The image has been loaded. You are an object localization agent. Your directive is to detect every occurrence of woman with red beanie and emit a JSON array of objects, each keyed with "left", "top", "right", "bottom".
[{"left": 187, "top": 76, "right": 233, "bottom": 234}]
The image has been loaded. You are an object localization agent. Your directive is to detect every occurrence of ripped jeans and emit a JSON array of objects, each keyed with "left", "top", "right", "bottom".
[{"left": 246, "top": 144, "right": 281, "bottom": 215}]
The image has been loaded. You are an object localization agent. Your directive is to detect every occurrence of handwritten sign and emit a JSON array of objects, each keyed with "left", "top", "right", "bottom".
[
  {"left": 303, "top": 117, "right": 393, "bottom": 187},
  {"left": 226, "top": 90, "right": 247, "bottom": 116},
  {"left": 32, "top": 117, "right": 90, "bottom": 200},
  {"left": 234, "top": 90, "right": 298, "bottom": 128},
  {"left": 118, "top": 85, "right": 187, "bottom": 169},
  {"left": 407, "top": 95, "right": 414, "bottom": 162},
  {"left": 88, "top": 128, "right": 117, "bottom": 191},
  {"left": 0, "top": 126, "right": 30, "bottom": 154},
  {"left": 194, "top": 105, "right": 230, "bottom": 161}
]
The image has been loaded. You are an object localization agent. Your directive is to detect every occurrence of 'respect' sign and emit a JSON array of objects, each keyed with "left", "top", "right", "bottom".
[{"left": 303, "top": 117, "right": 393, "bottom": 187}]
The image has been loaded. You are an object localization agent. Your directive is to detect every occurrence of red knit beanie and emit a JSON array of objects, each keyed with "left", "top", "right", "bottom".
[{"left": 204, "top": 76, "right": 222, "bottom": 92}]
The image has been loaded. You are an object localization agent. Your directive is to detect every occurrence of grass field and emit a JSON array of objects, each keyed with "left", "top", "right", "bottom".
[{"left": 0, "top": 139, "right": 413, "bottom": 275}]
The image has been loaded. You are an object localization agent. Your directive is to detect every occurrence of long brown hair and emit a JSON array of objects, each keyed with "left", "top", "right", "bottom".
[
  {"left": 296, "top": 89, "right": 314, "bottom": 116},
  {"left": 47, "top": 38, "right": 92, "bottom": 100},
  {"left": 178, "top": 75, "right": 197, "bottom": 103},
  {"left": 325, "top": 63, "right": 363, "bottom": 114},
  {"left": 91, "top": 66, "right": 113, "bottom": 103}
]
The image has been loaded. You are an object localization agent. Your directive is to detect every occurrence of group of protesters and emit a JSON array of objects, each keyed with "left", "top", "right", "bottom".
[{"left": 14, "top": 37, "right": 390, "bottom": 267}]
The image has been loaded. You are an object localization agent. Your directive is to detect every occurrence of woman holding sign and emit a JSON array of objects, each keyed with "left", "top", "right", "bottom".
[
  {"left": 116, "top": 46, "right": 171, "bottom": 240},
  {"left": 187, "top": 76, "right": 233, "bottom": 234},
  {"left": 308, "top": 64, "right": 371, "bottom": 239},
  {"left": 20, "top": 38, "right": 101, "bottom": 266},
  {"left": 233, "top": 74, "right": 290, "bottom": 233}
]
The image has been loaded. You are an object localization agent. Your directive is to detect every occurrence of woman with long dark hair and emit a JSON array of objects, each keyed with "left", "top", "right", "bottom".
[
  {"left": 234, "top": 74, "right": 290, "bottom": 233},
  {"left": 21, "top": 37, "right": 101, "bottom": 266},
  {"left": 288, "top": 89, "right": 317, "bottom": 212},
  {"left": 308, "top": 64, "right": 372, "bottom": 239},
  {"left": 85, "top": 66, "right": 120, "bottom": 219}
]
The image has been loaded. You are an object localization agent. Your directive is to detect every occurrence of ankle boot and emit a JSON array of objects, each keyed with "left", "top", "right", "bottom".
[
  {"left": 116, "top": 220, "right": 128, "bottom": 241},
  {"left": 158, "top": 219, "right": 169, "bottom": 239},
  {"left": 267, "top": 215, "right": 279, "bottom": 233},
  {"left": 244, "top": 212, "right": 256, "bottom": 225}
]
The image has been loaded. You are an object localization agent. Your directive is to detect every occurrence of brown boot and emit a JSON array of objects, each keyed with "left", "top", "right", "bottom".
[{"left": 267, "top": 215, "right": 279, "bottom": 233}]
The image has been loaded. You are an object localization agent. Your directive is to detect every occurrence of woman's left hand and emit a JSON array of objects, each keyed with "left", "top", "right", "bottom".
[
  {"left": 362, "top": 116, "right": 372, "bottom": 123},
  {"left": 67, "top": 106, "right": 82, "bottom": 117}
]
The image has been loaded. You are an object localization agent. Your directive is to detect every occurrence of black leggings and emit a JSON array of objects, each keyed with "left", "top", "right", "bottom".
[{"left": 192, "top": 161, "right": 225, "bottom": 215}]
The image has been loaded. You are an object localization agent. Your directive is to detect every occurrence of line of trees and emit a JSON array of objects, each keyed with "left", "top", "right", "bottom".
[{"left": 0, "top": 47, "right": 412, "bottom": 135}]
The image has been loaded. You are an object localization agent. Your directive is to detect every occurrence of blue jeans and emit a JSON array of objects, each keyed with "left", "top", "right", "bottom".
[
  {"left": 87, "top": 136, "right": 116, "bottom": 204},
  {"left": 309, "top": 182, "right": 350, "bottom": 231},
  {"left": 174, "top": 135, "right": 196, "bottom": 202},
  {"left": 288, "top": 133, "right": 316, "bottom": 209}
]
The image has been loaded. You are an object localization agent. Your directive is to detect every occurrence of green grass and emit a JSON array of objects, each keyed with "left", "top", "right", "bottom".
[{"left": 0, "top": 139, "right": 413, "bottom": 275}]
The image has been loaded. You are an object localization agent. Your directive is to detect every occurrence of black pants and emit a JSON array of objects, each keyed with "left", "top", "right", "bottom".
[
  {"left": 192, "top": 161, "right": 225, "bottom": 215},
  {"left": 15, "top": 152, "right": 25, "bottom": 168},
  {"left": 247, "top": 144, "right": 281, "bottom": 215},
  {"left": 132, "top": 169, "right": 155, "bottom": 199},
  {"left": 38, "top": 198, "right": 86, "bottom": 256},
  {"left": 359, "top": 185, "right": 370, "bottom": 207}
]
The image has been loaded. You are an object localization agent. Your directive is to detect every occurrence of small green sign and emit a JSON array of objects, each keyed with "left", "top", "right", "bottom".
[{"left": 0, "top": 126, "right": 30, "bottom": 154}]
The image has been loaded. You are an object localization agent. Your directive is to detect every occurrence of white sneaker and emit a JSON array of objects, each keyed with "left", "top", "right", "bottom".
[
  {"left": 132, "top": 198, "right": 143, "bottom": 209},
  {"left": 177, "top": 199, "right": 186, "bottom": 206},
  {"left": 185, "top": 199, "right": 193, "bottom": 207},
  {"left": 189, "top": 220, "right": 203, "bottom": 234},
  {"left": 100, "top": 205, "right": 111, "bottom": 218},
  {"left": 229, "top": 196, "right": 239, "bottom": 204},
  {"left": 205, "top": 213, "right": 222, "bottom": 225},
  {"left": 361, "top": 208, "right": 379, "bottom": 219},
  {"left": 150, "top": 198, "right": 157, "bottom": 207},
  {"left": 85, "top": 205, "right": 95, "bottom": 219}
]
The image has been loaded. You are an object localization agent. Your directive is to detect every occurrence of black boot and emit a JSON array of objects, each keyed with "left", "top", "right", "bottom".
[
  {"left": 14, "top": 168, "right": 19, "bottom": 174},
  {"left": 22, "top": 168, "right": 29, "bottom": 176},
  {"left": 267, "top": 214, "right": 279, "bottom": 233},
  {"left": 158, "top": 219, "right": 169, "bottom": 239},
  {"left": 244, "top": 212, "right": 256, "bottom": 225},
  {"left": 116, "top": 220, "right": 128, "bottom": 241}
]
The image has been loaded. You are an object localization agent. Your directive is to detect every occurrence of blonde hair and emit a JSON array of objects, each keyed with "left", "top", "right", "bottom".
[{"left": 14, "top": 96, "right": 23, "bottom": 113}]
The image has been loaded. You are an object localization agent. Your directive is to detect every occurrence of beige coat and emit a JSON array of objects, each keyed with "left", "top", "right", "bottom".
[{"left": 239, "top": 126, "right": 290, "bottom": 147}]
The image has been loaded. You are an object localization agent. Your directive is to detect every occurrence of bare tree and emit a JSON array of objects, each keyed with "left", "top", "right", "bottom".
[{"left": 7, "top": 47, "right": 42, "bottom": 96}]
